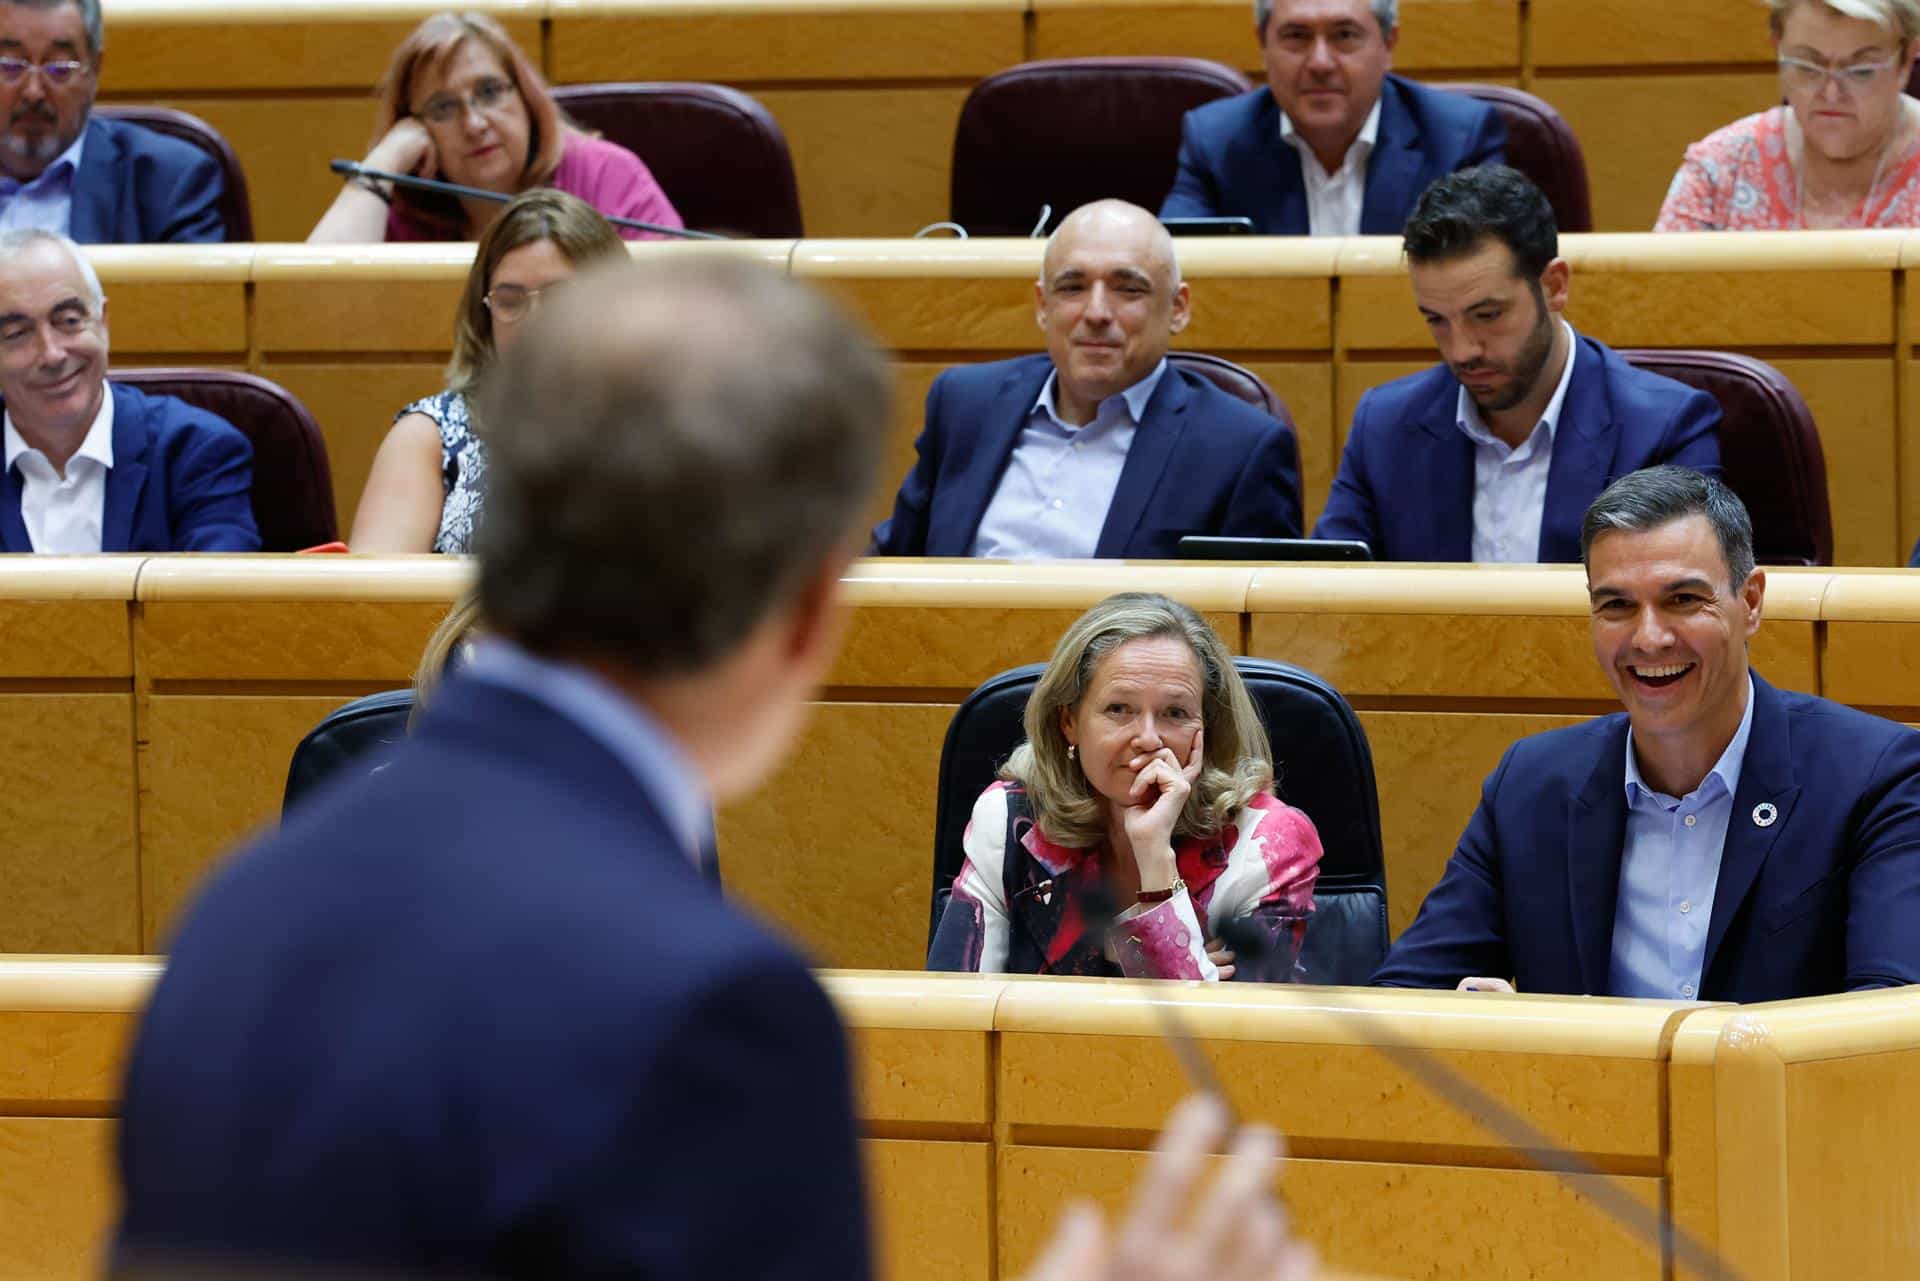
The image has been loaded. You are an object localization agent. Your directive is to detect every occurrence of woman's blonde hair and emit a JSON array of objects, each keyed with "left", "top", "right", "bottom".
[
  {"left": 412, "top": 590, "right": 484, "bottom": 725},
  {"left": 1769, "top": 0, "right": 1920, "bottom": 42},
  {"left": 446, "top": 188, "right": 626, "bottom": 396},
  {"left": 1001, "top": 592, "right": 1273, "bottom": 849},
  {"left": 373, "top": 11, "right": 574, "bottom": 238}
]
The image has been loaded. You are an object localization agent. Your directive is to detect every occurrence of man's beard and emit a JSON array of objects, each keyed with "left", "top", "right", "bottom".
[
  {"left": 2, "top": 104, "right": 72, "bottom": 175},
  {"left": 1461, "top": 306, "right": 1557, "bottom": 414}
]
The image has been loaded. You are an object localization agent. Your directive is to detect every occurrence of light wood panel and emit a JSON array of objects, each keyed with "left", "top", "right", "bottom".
[
  {"left": 0, "top": 1118, "right": 118, "bottom": 1281},
  {"left": 754, "top": 87, "right": 971, "bottom": 239}
]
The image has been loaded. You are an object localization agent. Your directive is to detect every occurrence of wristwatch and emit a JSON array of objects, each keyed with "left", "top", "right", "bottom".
[{"left": 1135, "top": 877, "right": 1186, "bottom": 905}]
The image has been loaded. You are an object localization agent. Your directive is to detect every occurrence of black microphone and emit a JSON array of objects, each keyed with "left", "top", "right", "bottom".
[{"left": 328, "top": 159, "right": 727, "bottom": 241}]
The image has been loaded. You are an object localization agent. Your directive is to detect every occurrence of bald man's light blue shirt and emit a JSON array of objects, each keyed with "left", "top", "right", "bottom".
[{"left": 0, "top": 131, "right": 84, "bottom": 234}]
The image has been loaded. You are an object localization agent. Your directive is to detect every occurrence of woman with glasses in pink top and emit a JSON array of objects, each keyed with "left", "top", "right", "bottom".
[
  {"left": 308, "top": 12, "right": 682, "bottom": 243},
  {"left": 1657, "top": 0, "right": 1920, "bottom": 230}
]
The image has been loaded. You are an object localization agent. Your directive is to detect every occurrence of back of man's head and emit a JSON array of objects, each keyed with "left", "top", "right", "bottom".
[
  {"left": 475, "top": 256, "right": 891, "bottom": 676},
  {"left": 1402, "top": 164, "right": 1558, "bottom": 280}
]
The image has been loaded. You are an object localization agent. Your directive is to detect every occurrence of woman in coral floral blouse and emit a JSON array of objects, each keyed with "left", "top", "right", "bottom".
[
  {"left": 1657, "top": 0, "right": 1920, "bottom": 231},
  {"left": 927, "top": 593, "right": 1322, "bottom": 982}
]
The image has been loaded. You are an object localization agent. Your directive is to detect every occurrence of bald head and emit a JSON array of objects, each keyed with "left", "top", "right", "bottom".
[
  {"left": 476, "top": 256, "right": 891, "bottom": 678},
  {"left": 1041, "top": 200, "right": 1181, "bottom": 288},
  {"left": 1034, "top": 200, "right": 1192, "bottom": 426}
]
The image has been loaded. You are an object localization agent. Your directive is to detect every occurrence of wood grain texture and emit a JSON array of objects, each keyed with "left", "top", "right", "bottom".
[
  {"left": 136, "top": 600, "right": 453, "bottom": 682},
  {"left": 0, "top": 1011, "right": 135, "bottom": 1113},
  {"left": 0, "top": 601, "right": 129, "bottom": 679},
  {"left": 1768, "top": 357, "right": 1897, "bottom": 567},
  {"left": 95, "top": 281, "right": 246, "bottom": 358},
  {"left": 137, "top": 695, "right": 367, "bottom": 948},
  {"left": 0, "top": 1118, "right": 117, "bottom": 1281},
  {"left": 832, "top": 605, "right": 1240, "bottom": 688},
  {"left": 1241, "top": 359, "right": 1335, "bottom": 528},
  {"left": 999, "top": 1144, "right": 1664, "bottom": 1281},
  {"left": 0, "top": 697, "right": 137, "bottom": 954},
  {"left": 847, "top": 1027, "right": 992, "bottom": 1126},
  {"left": 1821, "top": 622, "right": 1920, "bottom": 712},
  {"left": 258, "top": 363, "right": 452, "bottom": 536},
  {"left": 1528, "top": 0, "right": 1775, "bottom": 66},
  {"left": 866, "top": 1138, "right": 992, "bottom": 1281},
  {"left": 719, "top": 702, "right": 951, "bottom": 971},
  {"left": 753, "top": 88, "right": 972, "bottom": 239},
  {"left": 1781, "top": 1048, "right": 1920, "bottom": 1281}
]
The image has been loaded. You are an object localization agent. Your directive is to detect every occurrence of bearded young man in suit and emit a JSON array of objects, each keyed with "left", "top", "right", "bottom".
[
  {"left": 870, "top": 198, "right": 1302, "bottom": 559},
  {"left": 1374, "top": 466, "right": 1920, "bottom": 1002}
]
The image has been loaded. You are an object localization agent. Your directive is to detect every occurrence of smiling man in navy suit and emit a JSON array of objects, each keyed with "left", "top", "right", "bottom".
[
  {"left": 1315, "top": 165, "right": 1722, "bottom": 563},
  {"left": 1160, "top": 0, "right": 1503, "bottom": 236},
  {"left": 869, "top": 199, "right": 1301, "bottom": 559},
  {"left": 1374, "top": 466, "right": 1920, "bottom": 1003},
  {"left": 0, "top": 229, "right": 256, "bottom": 552},
  {"left": 0, "top": 0, "right": 225, "bottom": 243}
]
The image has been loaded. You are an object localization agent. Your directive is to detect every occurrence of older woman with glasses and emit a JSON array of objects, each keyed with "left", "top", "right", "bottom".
[
  {"left": 1657, "top": 0, "right": 1920, "bottom": 230},
  {"left": 928, "top": 592, "right": 1323, "bottom": 982},
  {"left": 308, "top": 11, "right": 681, "bottom": 243},
  {"left": 348, "top": 189, "right": 626, "bottom": 552}
]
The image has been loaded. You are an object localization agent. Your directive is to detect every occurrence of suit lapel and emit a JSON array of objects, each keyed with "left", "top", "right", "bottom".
[
  {"left": 0, "top": 454, "right": 27, "bottom": 552},
  {"left": 102, "top": 386, "right": 148, "bottom": 554},
  {"left": 1408, "top": 392, "right": 1475, "bottom": 561},
  {"left": 1537, "top": 334, "right": 1614, "bottom": 561},
  {"left": 65, "top": 119, "right": 114, "bottom": 244},
  {"left": 1360, "top": 79, "right": 1422, "bottom": 234},
  {"left": 939, "top": 361, "right": 1048, "bottom": 556},
  {"left": 1567, "top": 718, "right": 1632, "bottom": 993},
  {"left": 1094, "top": 368, "right": 1189, "bottom": 556},
  {"left": 1240, "top": 95, "right": 1310, "bottom": 235},
  {"left": 1703, "top": 677, "right": 1800, "bottom": 978}
]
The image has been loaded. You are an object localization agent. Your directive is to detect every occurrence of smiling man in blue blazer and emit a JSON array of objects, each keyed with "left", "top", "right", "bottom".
[
  {"left": 1160, "top": 0, "right": 1503, "bottom": 236},
  {"left": 1, "top": 0, "right": 226, "bottom": 243},
  {"left": 870, "top": 199, "right": 1301, "bottom": 559},
  {"left": 1374, "top": 467, "right": 1920, "bottom": 1003},
  {"left": 1315, "top": 166, "right": 1721, "bottom": 562},
  {"left": 0, "top": 230, "right": 256, "bottom": 552}
]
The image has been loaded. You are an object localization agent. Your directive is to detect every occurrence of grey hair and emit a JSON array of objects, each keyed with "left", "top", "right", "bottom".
[
  {"left": 1255, "top": 0, "right": 1397, "bottom": 37},
  {"left": 1768, "top": 0, "right": 1920, "bottom": 43},
  {"left": 3, "top": 0, "right": 103, "bottom": 56},
  {"left": 0, "top": 229, "right": 104, "bottom": 307},
  {"left": 1580, "top": 466, "right": 1757, "bottom": 596}
]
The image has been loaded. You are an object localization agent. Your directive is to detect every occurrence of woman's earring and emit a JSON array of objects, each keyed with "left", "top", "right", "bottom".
[{"left": 1066, "top": 743, "right": 1077, "bottom": 760}]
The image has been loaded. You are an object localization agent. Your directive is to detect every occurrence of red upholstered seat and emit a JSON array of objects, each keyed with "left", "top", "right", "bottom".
[
  {"left": 1169, "top": 351, "right": 1291, "bottom": 425},
  {"left": 110, "top": 368, "right": 337, "bottom": 552},
  {"left": 92, "top": 106, "right": 253, "bottom": 242},
  {"left": 950, "top": 57, "right": 1252, "bottom": 237},
  {"left": 1618, "top": 350, "right": 1832, "bottom": 566},
  {"left": 1435, "top": 84, "right": 1593, "bottom": 233},
  {"left": 550, "top": 82, "right": 804, "bottom": 239}
]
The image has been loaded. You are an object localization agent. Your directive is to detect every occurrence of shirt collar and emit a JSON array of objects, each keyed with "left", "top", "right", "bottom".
[
  {"left": 1624, "top": 673, "right": 1757, "bottom": 806},
  {"left": 1280, "top": 97, "right": 1382, "bottom": 170},
  {"left": 1032, "top": 357, "right": 1169, "bottom": 430},
  {"left": 0, "top": 128, "right": 85, "bottom": 194},
  {"left": 1454, "top": 320, "right": 1579, "bottom": 452},
  {"left": 458, "top": 637, "right": 714, "bottom": 866},
  {"left": 4, "top": 378, "right": 115, "bottom": 474}
]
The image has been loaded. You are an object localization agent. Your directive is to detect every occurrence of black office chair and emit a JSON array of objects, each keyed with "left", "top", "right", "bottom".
[
  {"left": 282, "top": 688, "right": 414, "bottom": 815},
  {"left": 928, "top": 658, "right": 1388, "bottom": 984}
]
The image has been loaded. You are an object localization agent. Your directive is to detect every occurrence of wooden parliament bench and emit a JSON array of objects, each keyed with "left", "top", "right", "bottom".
[
  {"left": 4, "top": 958, "right": 1916, "bottom": 1281},
  {"left": 0, "top": 559, "right": 1910, "bottom": 965},
  {"left": 99, "top": 0, "right": 1788, "bottom": 240},
  {"left": 93, "top": 231, "right": 1917, "bottom": 565}
]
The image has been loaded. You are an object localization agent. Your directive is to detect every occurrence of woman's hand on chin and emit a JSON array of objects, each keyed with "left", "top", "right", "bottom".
[{"left": 1120, "top": 729, "right": 1204, "bottom": 888}]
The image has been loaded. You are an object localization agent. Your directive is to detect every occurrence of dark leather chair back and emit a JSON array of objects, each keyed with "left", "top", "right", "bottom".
[
  {"left": 929, "top": 657, "right": 1388, "bottom": 984},
  {"left": 551, "top": 82, "right": 804, "bottom": 238},
  {"left": 283, "top": 688, "right": 415, "bottom": 814},
  {"left": 93, "top": 105, "right": 253, "bottom": 241},
  {"left": 1618, "top": 350, "right": 1832, "bottom": 566},
  {"left": 951, "top": 57, "right": 1252, "bottom": 237},
  {"left": 1437, "top": 84, "right": 1593, "bottom": 233},
  {"left": 110, "top": 368, "right": 338, "bottom": 551},
  {"left": 1168, "top": 351, "right": 1291, "bottom": 423}
]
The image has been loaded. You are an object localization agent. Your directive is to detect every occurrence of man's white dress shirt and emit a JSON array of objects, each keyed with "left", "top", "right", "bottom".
[
  {"left": 1453, "top": 321, "right": 1578, "bottom": 564},
  {"left": 4, "top": 387, "right": 114, "bottom": 553},
  {"left": 1280, "top": 99, "right": 1382, "bottom": 237}
]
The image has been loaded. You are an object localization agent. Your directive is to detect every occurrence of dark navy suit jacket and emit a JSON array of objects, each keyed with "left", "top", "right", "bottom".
[
  {"left": 70, "top": 116, "right": 226, "bottom": 244},
  {"left": 0, "top": 382, "right": 259, "bottom": 552},
  {"left": 869, "top": 354, "right": 1302, "bottom": 557},
  {"left": 1159, "top": 77, "right": 1505, "bottom": 235},
  {"left": 116, "top": 674, "right": 871, "bottom": 1279},
  {"left": 1313, "top": 333, "right": 1723, "bottom": 562},
  {"left": 1372, "top": 675, "right": 1920, "bottom": 1003}
]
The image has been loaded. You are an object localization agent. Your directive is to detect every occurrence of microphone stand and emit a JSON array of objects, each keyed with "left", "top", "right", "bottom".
[{"left": 329, "top": 159, "right": 728, "bottom": 241}]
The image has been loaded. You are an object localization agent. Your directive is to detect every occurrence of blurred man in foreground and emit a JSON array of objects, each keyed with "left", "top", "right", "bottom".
[{"left": 114, "top": 257, "right": 1316, "bottom": 1281}]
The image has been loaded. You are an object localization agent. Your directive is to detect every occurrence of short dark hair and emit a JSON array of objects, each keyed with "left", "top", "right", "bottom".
[
  {"left": 1581, "top": 465, "right": 1757, "bottom": 596},
  {"left": 475, "top": 257, "right": 892, "bottom": 674},
  {"left": 1402, "top": 165, "right": 1559, "bottom": 281}
]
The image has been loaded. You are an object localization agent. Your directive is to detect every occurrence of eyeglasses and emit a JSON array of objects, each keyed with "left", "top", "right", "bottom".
[
  {"left": 0, "top": 56, "right": 91, "bottom": 87},
  {"left": 1777, "top": 54, "right": 1904, "bottom": 94},
  {"left": 482, "top": 283, "right": 561, "bottom": 323},
  {"left": 414, "top": 77, "right": 517, "bottom": 126}
]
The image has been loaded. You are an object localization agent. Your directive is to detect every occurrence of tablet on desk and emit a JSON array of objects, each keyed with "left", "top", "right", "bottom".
[
  {"left": 1161, "top": 216, "right": 1256, "bottom": 236},
  {"left": 1176, "top": 536, "right": 1373, "bottom": 561}
]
